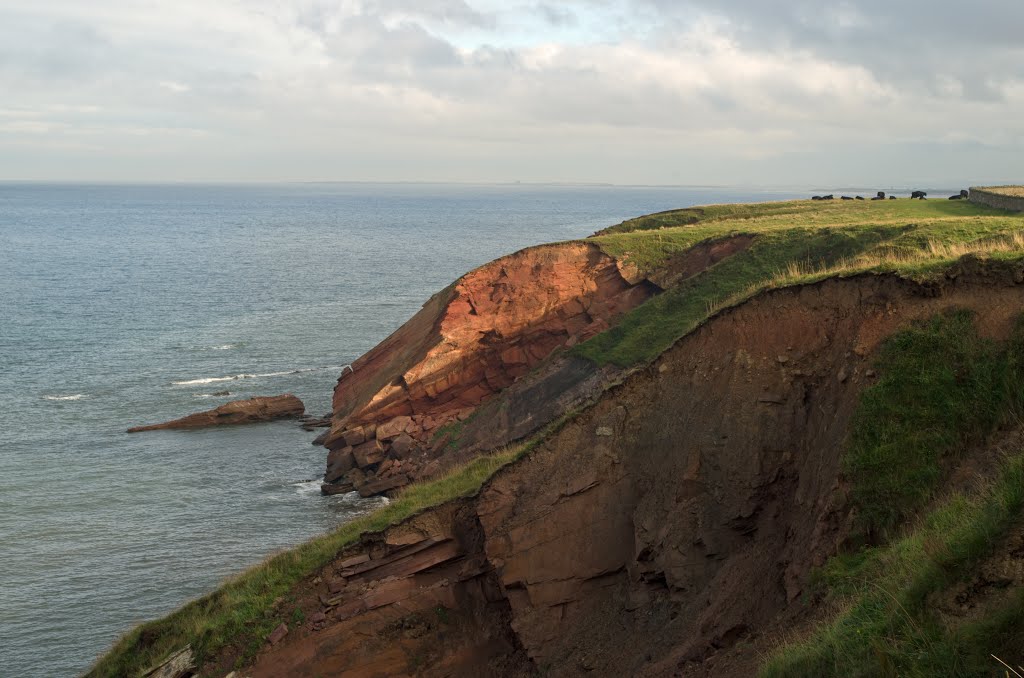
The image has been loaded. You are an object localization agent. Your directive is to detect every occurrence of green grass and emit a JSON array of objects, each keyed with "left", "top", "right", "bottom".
[
  {"left": 576, "top": 224, "right": 909, "bottom": 367},
  {"left": 86, "top": 445, "right": 529, "bottom": 678},
  {"left": 762, "top": 312, "right": 1024, "bottom": 677},
  {"left": 845, "top": 311, "right": 1024, "bottom": 539},
  {"left": 578, "top": 199, "right": 1024, "bottom": 368},
  {"left": 762, "top": 453, "right": 1024, "bottom": 678}
]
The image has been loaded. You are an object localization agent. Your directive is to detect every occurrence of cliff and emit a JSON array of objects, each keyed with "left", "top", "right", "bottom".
[
  {"left": 90, "top": 197, "right": 1024, "bottom": 678},
  {"left": 319, "top": 241, "right": 657, "bottom": 495},
  {"left": 206, "top": 263, "right": 1024, "bottom": 678}
]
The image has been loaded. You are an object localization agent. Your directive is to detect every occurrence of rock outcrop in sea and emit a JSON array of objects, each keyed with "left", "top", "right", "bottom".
[{"left": 127, "top": 394, "right": 305, "bottom": 432}]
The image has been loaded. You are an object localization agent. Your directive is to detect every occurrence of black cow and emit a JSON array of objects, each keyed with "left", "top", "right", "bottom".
[
  {"left": 911, "top": 190, "right": 927, "bottom": 200},
  {"left": 841, "top": 196, "right": 854, "bottom": 200},
  {"left": 811, "top": 195, "right": 822, "bottom": 200},
  {"left": 856, "top": 196, "right": 865, "bottom": 200},
  {"left": 889, "top": 196, "right": 897, "bottom": 200},
  {"left": 822, "top": 194, "right": 834, "bottom": 200}
]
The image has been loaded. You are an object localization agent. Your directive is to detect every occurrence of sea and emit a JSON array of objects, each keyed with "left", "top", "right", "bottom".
[{"left": 0, "top": 182, "right": 811, "bottom": 676}]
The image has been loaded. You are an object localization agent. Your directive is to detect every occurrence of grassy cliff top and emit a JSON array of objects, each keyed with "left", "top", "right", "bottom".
[
  {"left": 975, "top": 185, "right": 1024, "bottom": 197},
  {"left": 576, "top": 198, "right": 1024, "bottom": 366}
]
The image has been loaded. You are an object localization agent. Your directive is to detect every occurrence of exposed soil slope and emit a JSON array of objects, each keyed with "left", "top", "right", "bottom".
[{"left": 240, "top": 264, "right": 1024, "bottom": 677}]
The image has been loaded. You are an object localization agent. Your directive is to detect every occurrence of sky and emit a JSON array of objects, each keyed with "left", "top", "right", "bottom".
[{"left": 1, "top": 0, "right": 1022, "bottom": 185}]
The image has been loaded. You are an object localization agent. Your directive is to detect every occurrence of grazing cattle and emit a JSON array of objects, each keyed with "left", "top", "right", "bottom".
[
  {"left": 812, "top": 195, "right": 822, "bottom": 200},
  {"left": 949, "top": 194, "right": 963, "bottom": 200},
  {"left": 842, "top": 196, "right": 854, "bottom": 200},
  {"left": 961, "top": 189, "right": 969, "bottom": 198},
  {"left": 911, "top": 190, "right": 927, "bottom": 199},
  {"left": 877, "top": 191, "right": 886, "bottom": 199},
  {"left": 822, "top": 194, "right": 834, "bottom": 200},
  {"left": 856, "top": 196, "right": 865, "bottom": 200},
  {"left": 889, "top": 196, "right": 897, "bottom": 200}
]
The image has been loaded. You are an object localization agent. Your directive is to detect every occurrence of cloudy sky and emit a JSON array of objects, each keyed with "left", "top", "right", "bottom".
[{"left": 1, "top": 0, "right": 1021, "bottom": 185}]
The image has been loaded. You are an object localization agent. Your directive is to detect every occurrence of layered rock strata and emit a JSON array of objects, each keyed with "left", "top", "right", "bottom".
[{"left": 320, "top": 242, "right": 656, "bottom": 495}]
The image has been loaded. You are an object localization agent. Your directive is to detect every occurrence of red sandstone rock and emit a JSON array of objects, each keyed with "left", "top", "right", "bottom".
[
  {"left": 266, "top": 623, "right": 288, "bottom": 646},
  {"left": 342, "top": 427, "right": 366, "bottom": 447},
  {"left": 127, "top": 395, "right": 304, "bottom": 432},
  {"left": 357, "top": 474, "right": 410, "bottom": 497},
  {"left": 375, "top": 416, "right": 411, "bottom": 440},
  {"left": 389, "top": 433, "right": 415, "bottom": 457},
  {"left": 352, "top": 439, "right": 385, "bottom": 467},
  {"left": 320, "top": 481, "right": 354, "bottom": 496},
  {"left": 324, "top": 243, "right": 655, "bottom": 456},
  {"left": 325, "top": 449, "right": 355, "bottom": 483}
]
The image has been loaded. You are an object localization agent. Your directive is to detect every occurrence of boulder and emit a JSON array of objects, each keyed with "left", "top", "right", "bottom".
[
  {"left": 376, "top": 416, "right": 412, "bottom": 441},
  {"left": 357, "top": 474, "right": 410, "bottom": 498},
  {"left": 390, "top": 433, "right": 416, "bottom": 457},
  {"left": 325, "top": 448, "right": 355, "bottom": 482},
  {"left": 352, "top": 439, "right": 386, "bottom": 467},
  {"left": 345, "top": 467, "right": 368, "bottom": 489},
  {"left": 267, "top": 623, "right": 288, "bottom": 646},
  {"left": 128, "top": 394, "right": 304, "bottom": 432},
  {"left": 320, "top": 481, "right": 354, "bottom": 495},
  {"left": 342, "top": 427, "right": 366, "bottom": 447}
]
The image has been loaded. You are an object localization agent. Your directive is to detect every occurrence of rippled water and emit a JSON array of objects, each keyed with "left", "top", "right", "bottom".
[{"left": 0, "top": 182, "right": 802, "bottom": 676}]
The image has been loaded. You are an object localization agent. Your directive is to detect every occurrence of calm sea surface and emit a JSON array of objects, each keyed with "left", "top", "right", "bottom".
[{"left": 0, "top": 182, "right": 803, "bottom": 676}]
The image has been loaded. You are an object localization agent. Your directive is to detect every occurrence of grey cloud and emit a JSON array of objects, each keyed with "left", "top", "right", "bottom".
[
  {"left": 643, "top": 0, "right": 1024, "bottom": 101},
  {"left": 536, "top": 4, "right": 578, "bottom": 26}
]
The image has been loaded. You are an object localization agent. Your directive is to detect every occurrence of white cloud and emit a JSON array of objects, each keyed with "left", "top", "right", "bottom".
[{"left": 0, "top": 0, "right": 1020, "bottom": 183}]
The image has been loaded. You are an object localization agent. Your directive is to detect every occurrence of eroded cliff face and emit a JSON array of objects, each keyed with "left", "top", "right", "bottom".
[
  {"left": 320, "top": 242, "right": 656, "bottom": 494},
  {"left": 240, "top": 264, "right": 1024, "bottom": 677}
]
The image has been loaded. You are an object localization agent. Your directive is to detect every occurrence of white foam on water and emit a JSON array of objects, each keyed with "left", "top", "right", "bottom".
[
  {"left": 293, "top": 478, "right": 325, "bottom": 495},
  {"left": 42, "top": 394, "right": 87, "bottom": 401},
  {"left": 171, "top": 366, "right": 340, "bottom": 387}
]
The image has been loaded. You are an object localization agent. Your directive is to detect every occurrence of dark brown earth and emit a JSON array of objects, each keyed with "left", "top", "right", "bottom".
[
  {"left": 218, "top": 263, "right": 1024, "bottom": 677},
  {"left": 127, "top": 395, "right": 305, "bottom": 433}
]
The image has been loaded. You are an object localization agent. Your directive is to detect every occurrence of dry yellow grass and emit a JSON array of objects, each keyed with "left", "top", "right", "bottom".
[
  {"left": 700, "top": 231, "right": 1024, "bottom": 321},
  {"left": 771, "top": 231, "right": 1024, "bottom": 286},
  {"left": 978, "top": 185, "right": 1024, "bottom": 198}
]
